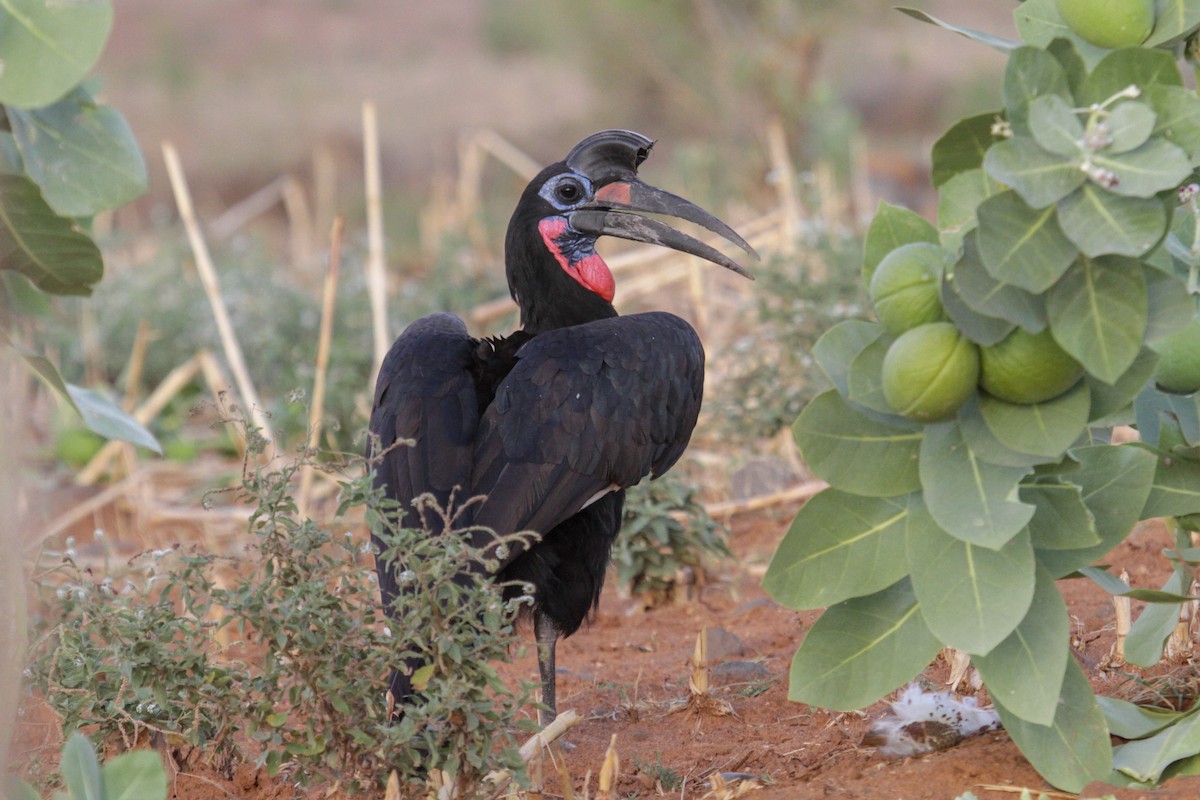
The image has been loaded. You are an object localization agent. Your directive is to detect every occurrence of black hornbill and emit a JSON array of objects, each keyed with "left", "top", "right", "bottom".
[{"left": 368, "top": 129, "right": 755, "bottom": 724}]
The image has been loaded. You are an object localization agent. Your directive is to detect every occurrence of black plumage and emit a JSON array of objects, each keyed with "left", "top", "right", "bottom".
[{"left": 367, "top": 129, "right": 755, "bottom": 723}]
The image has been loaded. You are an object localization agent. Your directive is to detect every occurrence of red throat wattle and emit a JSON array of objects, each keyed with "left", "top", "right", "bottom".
[{"left": 538, "top": 217, "right": 616, "bottom": 303}]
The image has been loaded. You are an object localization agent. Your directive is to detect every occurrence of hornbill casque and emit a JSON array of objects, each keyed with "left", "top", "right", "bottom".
[{"left": 367, "top": 129, "right": 756, "bottom": 724}]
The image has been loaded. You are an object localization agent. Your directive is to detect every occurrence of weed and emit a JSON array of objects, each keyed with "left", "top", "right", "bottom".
[
  {"left": 4, "top": 732, "right": 167, "bottom": 800},
  {"left": 614, "top": 477, "right": 730, "bottom": 605},
  {"left": 631, "top": 752, "right": 683, "bottom": 793}
]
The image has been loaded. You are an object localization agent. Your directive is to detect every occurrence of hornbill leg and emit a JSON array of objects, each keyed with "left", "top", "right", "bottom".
[{"left": 534, "top": 610, "right": 561, "bottom": 727}]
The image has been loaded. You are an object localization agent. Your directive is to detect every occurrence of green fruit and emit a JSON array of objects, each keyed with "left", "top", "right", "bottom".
[
  {"left": 1151, "top": 317, "right": 1200, "bottom": 394},
  {"left": 979, "top": 327, "right": 1085, "bottom": 405},
  {"left": 869, "top": 242, "right": 946, "bottom": 335},
  {"left": 882, "top": 322, "right": 980, "bottom": 422},
  {"left": 1056, "top": 0, "right": 1154, "bottom": 49}
]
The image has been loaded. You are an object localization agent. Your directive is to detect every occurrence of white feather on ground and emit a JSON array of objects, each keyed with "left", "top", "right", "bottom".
[{"left": 861, "top": 684, "right": 1002, "bottom": 758}]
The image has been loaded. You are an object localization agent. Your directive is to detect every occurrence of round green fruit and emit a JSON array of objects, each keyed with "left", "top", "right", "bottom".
[
  {"left": 882, "top": 322, "right": 980, "bottom": 422},
  {"left": 979, "top": 327, "right": 1085, "bottom": 405},
  {"left": 1056, "top": 0, "right": 1154, "bottom": 48},
  {"left": 1151, "top": 316, "right": 1200, "bottom": 394},
  {"left": 869, "top": 242, "right": 945, "bottom": 335}
]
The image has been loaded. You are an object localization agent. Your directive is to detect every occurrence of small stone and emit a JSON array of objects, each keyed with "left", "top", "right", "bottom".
[
  {"left": 711, "top": 660, "right": 772, "bottom": 684},
  {"left": 705, "top": 627, "right": 750, "bottom": 661}
]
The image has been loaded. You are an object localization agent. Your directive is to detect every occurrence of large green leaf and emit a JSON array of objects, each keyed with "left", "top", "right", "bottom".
[
  {"left": 960, "top": 394, "right": 1059, "bottom": 468},
  {"left": 937, "top": 168, "right": 1000, "bottom": 252},
  {"left": 1100, "top": 695, "right": 1189, "bottom": 740},
  {"left": 1144, "top": 268, "right": 1195, "bottom": 343},
  {"left": 1, "top": 778, "right": 40, "bottom": 800},
  {"left": 9, "top": 89, "right": 148, "bottom": 216},
  {"left": 792, "top": 390, "right": 922, "bottom": 497},
  {"left": 1141, "top": 447, "right": 1200, "bottom": 519},
  {"left": 846, "top": 333, "right": 898, "bottom": 417},
  {"left": 1013, "top": 0, "right": 1110, "bottom": 67},
  {"left": 1002, "top": 45, "right": 1072, "bottom": 135},
  {"left": 941, "top": 274, "right": 1017, "bottom": 347},
  {"left": 906, "top": 496, "right": 1036, "bottom": 655},
  {"left": 1046, "top": 255, "right": 1147, "bottom": 383},
  {"left": 895, "top": 7, "right": 1018, "bottom": 53},
  {"left": 1022, "top": 480, "right": 1100, "bottom": 550},
  {"left": 931, "top": 113, "right": 1001, "bottom": 188},
  {"left": 60, "top": 732, "right": 103, "bottom": 800},
  {"left": 984, "top": 136, "right": 1084, "bottom": 209},
  {"left": 1114, "top": 706, "right": 1200, "bottom": 784},
  {"left": 1034, "top": 445, "right": 1158, "bottom": 577},
  {"left": 1105, "top": 101, "right": 1157, "bottom": 154},
  {"left": 1079, "top": 565, "right": 1195, "bottom": 602},
  {"left": 1091, "top": 138, "right": 1192, "bottom": 199},
  {"left": 994, "top": 659, "right": 1113, "bottom": 792},
  {"left": 0, "top": 173, "right": 102, "bottom": 295},
  {"left": 1146, "top": 0, "right": 1200, "bottom": 46},
  {"left": 1078, "top": 48, "right": 1183, "bottom": 108},
  {"left": 1028, "top": 93, "right": 1085, "bottom": 157},
  {"left": 919, "top": 420, "right": 1035, "bottom": 549},
  {"left": 1056, "top": 185, "right": 1168, "bottom": 258},
  {"left": 812, "top": 320, "right": 883, "bottom": 398},
  {"left": 785, "top": 577, "right": 941, "bottom": 711},
  {"left": 0, "top": 0, "right": 113, "bottom": 108},
  {"left": 974, "top": 564, "right": 1069, "bottom": 725},
  {"left": 1125, "top": 569, "right": 1188, "bottom": 667},
  {"left": 976, "top": 190, "right": 1079, "bottom": 292},
  {"left": 954, "top": 232, "right": 1048, "bottom": 331},
  {"left": 763, "top": 489, "right": 910, "bottom": 610},
  {"left": 102, "top": 750, "right": 169, "bottom": 800},
  {"left": 978, "top": 382, "right": 1091, "bottom": 459},
  {"left": 863, "top": 201, "right": 938, "bottom": 282}
]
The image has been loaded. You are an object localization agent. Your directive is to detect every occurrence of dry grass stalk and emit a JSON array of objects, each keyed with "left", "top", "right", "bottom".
[
  {"left": 362, "top": 100, "right": 390, "bottom": 391},
  {"left": 597, "top": 734, "right": 619, "bottom": 800},
  {"left": 945, "top": 648, "right": 972, "bottom": 692},
  {"left": 123, "top": 320, "right": 152, "bottom": 411},
  {"left": 677, "top": 628, "right": 734, "bottom": 718},
  {"left": 705, "top": 480, "right": 827, "bottom": 520},
  {"left": 281, "top": 176, "right": 314, "bottom": 272},
  {"left": 297, "top": 216, "right": 345, "bottom": 518},
  {"left": 485, "top": 710, "right": 581, "bottom": 793},
  {"left": 384, "top": 770, "right": 402, "bottom": 800},
  {"left": 162, "top": 142, "right": 273, "bottom": 446},
  {"left": 208, "top": 176, "right": 289, "bottom": 241},
  {"left": 1112, "top": 570, "right": 1132, "bottom": 666},
  {"left": 765, "top": 117, "right": 801, "bottom": 256},
  {"left": 701, "top": 772, "right": 762, "bottom": 799}
]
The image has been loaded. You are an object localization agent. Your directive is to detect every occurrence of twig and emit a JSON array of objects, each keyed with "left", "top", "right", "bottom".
[
  {"left": 362, "top": 101, "right": 390, "bottom": 391},
  {"left": 766, "top": 118, "right": 801, "bottom": 256},
  {"left": 485, "top": 710, "right": 581, "bottom": 790},
  {"left": 298, "top": 216, "right": 344, "bottom": 518},
  {"left": 704, "top": 481, "right": 827, "bottom": 519},
  {"left": 975, "top": 786, "right": 1075, "bottom": 799},
  {"left": 207, "top": 176, "right": 288, "bottom": 241},
  {"left": 122, "top": 319, "right": 152, "bottom": 411},
  {"left": 282, "top": 176, "right": 314, "bottom": 272},
  {"left": 162, "top": 142, "right": 273, "bottom": 445}
]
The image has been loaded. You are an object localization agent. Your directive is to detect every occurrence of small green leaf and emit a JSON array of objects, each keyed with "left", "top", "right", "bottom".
[
  {"left": 1, "top": 778, "right": 40, "bottom": 800},
  {"left": 67, "top": 385, "right": 162, "bottom": 454},
  {"left": 994, "top": 659, "right": 1113, "bottom": 792},
  {"left": 1114, "top": 706, "right": 1200, "bottom": 784},
  {"left": 1022, "top": 481, "right": 1100, "bottom": 550},
  {"left": 1145, "top": 268, "right": 1195, "bottom": 343},
  {"left": 895, "top": 7, "right": 1018, "bottom": 53},
  {"left": 1046, "top": 255, "right": 1147, "bottom": 383},
  {"left": 941, "top": 274, "right": 1016, "bottom": 347},
  {"left": 1105, "top": 101, "right": 1157, "bottom": 154},
  {"left": 906, "top": 496, "right": 1036, "bottom": 655},
  {"left": 101, "top": 750, "right": 168, "bottom": 800},
  {"left": 983, "top": 136, "right": 1085, "bottom": 208},
  {"left": 976, "top": 190, "right": 1080, "bottom": 293},
  {"left": 412, "top": 664, "right": 435, "bottom": 691},
  {"left": 1146, "top": 0, "right": 1200, "bottom": 46},
  {"left": 937, "top": 168, "right": 1001, "bottom": 247},
  {"left": 811, "top": 320, "right": 884, "bottom": 398},
  {"left": 1144, "top": 84, "right": 1200, "bottom": 162},
  {"left": 1003, "top": 46, "right": 1072, "bottom": 135},
  {"left": 931, "top": 113, "right": 1002, "bottom": 188},
  {"left": 785, "top": 577, "right": 942, "bottom": 711},
  {"left": 1056, "top": 185, "right": 1168, "bottom": 258},
  {"left": 1088, "top": 347, "right": 1159, "bottom": 423},
  {"left": 0, "top": 0, "right": 113, "bottom": 108},
  {"left": 1125, "top": 569, "right": 1188, "bottom": 667},
  {"left": 60, "top": 733, "right": 103, "bottom": 800},
  {"left": 974, "top": 563, "right": 1069, "bottom": 725},
  {"left": 0, "top": 173, "right": 103, "bottom": 295},
  {"left": 1029, "top": 93, "right": 1084, "bottom": 157},
  {"left": 863, "top": 201, "right": 938, "bottom": 282},
  {"left": 1078, "top": 48, "right": 1183, "bottom": 107},
  {"left": 9, "top": 89, "right": 148, "bottom": 216},
  {"left": 792, "top": 390, "right": 922, "bottom": 497},
  {"left": 846, "top": 333, "right": 899, "bottom": 417},
  {"left": 919, "top": 420, "right": 1036, "bottom": 549},
  {"left": 764, "top": 489, "right": 910, "bottom": 610},
  {"left": 953, "top": 232, "right": 1048, "bottom": 332},
  {"left": 1079, "top": 565, "right": 1195, "bottom": 602},
  {"left": 978, "top": 382, "right": 1091, "bottom": 459},
  {"left": 1141, "top": 447, "right": 1200, "bottom": 519},
  {"left": 1092, "top": 138, "right": 1193, "bottom": 199}
]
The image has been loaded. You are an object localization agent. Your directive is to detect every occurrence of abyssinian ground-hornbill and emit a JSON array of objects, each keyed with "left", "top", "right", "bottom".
[{"left": 368, "top": 129, "right": 755, "bottom": 724}]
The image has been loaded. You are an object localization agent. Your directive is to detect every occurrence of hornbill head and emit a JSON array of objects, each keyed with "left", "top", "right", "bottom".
[{"left": 505, "top": 129, "right": 757, "bottom": 332}]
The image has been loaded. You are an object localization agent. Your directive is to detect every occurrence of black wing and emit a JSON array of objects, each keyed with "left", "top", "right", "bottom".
[{"left": 466, "top": 311, "right": 705, "bottom": 559}]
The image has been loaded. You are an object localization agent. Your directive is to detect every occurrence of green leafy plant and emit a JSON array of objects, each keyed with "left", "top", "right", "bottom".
[
  {"left": 4, "top": 732, "right": 167, "bottom": 800},
  {"left": 0, "top": 0, "right": 158, "bottom": 453},
  {"left": 765, "top": 2, "right": 1200, "bottom": 791},
  {"left": 25, "top": 435, "right": 535, "bottom": 793},
  {"left": 614, "top": 477, "right": 730, "bottom": 604}
]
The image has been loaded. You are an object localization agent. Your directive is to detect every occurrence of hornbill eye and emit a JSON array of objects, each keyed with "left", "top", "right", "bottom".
[{"left": 555, "top": 180, "right": 583, "bottom": 204}]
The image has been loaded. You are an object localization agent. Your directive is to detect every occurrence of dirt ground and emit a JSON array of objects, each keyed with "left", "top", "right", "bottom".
[{"left": 13, "top": 493, "right": 1200, "bottom": 800}]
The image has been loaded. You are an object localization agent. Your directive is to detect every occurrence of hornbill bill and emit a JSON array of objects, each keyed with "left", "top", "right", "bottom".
[{"left": 368, "top": 129, "right": 755, "bottom": 724}]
